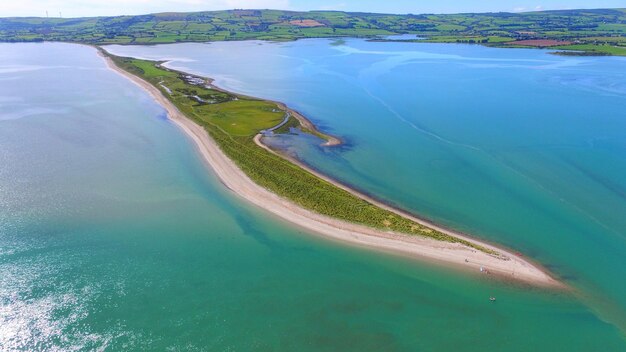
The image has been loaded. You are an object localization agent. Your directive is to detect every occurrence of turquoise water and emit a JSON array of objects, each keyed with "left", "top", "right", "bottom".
[
  {"left": 107, "top": 39, "right": 626, "bottom": 334},
  {"left": 1, "top": 42, "right": 624, "bottom": 350}
]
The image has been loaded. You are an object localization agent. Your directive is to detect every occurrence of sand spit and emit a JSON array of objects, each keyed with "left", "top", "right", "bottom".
[{"left": 101, "top": 52, "right": 562, "bottom": 289}]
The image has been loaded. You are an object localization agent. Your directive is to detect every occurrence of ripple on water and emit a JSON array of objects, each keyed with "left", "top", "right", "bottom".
[{"left": 0, "top": 250, "right": 130, "bottom": 351}]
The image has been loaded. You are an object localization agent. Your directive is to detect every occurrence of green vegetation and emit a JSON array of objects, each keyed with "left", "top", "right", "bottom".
[
  {"left": 1, "top": 8, "right": 625, "bottom": 55},
  {"left": 553, "top": 43, "right": 626, "bottom": 56},
  {"left": 107, "top": 52, "right": 495, "bottom": 253},
  {"left": 417, "top": 35, "right": 513, "bottom": 44}
]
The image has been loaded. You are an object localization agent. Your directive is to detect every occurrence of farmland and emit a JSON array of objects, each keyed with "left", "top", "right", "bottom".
[{"left": 1, "top": 8, "right": 625, "bottom": 55}]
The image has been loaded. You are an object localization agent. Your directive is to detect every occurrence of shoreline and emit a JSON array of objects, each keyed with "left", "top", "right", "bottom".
[
  {"left": 99, "top": 50, "right": 563, "bottom": 289},
  {"left": 179, "top": 68, "right": 342, "bottom": 146}
]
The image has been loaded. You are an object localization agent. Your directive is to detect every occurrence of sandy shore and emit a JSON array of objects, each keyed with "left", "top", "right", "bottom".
[{"left": 101, "top": 52, "right": 562, "bottom": 289}]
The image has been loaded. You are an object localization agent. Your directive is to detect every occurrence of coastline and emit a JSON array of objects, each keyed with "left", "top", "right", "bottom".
[
  {"left": 195, "top": 72, "right": 342, "bottom": 146},
  {"left": 100, "top": 50, "right": 563, "bottom": 289}
]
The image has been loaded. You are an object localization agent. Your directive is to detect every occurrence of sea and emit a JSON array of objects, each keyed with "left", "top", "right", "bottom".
[{"left": 1, "top": 39, "right": 625, "bottom": 350}]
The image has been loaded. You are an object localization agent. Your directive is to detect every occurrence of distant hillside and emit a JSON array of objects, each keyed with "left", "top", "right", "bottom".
[{"left": 1, "top": 8, "right": 625, "bottom": 55}]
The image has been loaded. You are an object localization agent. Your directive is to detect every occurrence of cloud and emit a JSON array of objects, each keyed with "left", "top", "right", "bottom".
[
  {"left": 0, "top": 0, "right": 291, "bottom": 17},
  {"left": 512, "top": 4, "right": 545, "bottom": 13}
]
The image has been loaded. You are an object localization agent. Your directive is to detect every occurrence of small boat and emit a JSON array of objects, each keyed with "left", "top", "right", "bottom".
[{"left": 489, "top": 296, "right": 496, "bottom": 302}]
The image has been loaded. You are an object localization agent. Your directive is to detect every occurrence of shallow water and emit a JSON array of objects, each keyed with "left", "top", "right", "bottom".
[
  {"left": 1, "top": 41, "right": 624, "bottom": 350},
  {"left": 107, "top": 39, "right": 626, "bottom": 334}
]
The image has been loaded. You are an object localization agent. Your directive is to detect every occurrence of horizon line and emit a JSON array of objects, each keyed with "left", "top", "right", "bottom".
[{"left": 2, "top": 6, "right": 624, "bottom": 20}]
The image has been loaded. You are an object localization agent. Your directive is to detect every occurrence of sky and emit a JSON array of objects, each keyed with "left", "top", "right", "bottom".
[{"left": 0, "top": 0, "right": 624, "bottom": 18}]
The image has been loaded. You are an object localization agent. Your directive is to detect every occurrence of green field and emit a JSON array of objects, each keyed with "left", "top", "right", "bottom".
[
  {"left": 553, "top": 43, "right": 626, "bottom": 56},
  {"left": 1, "top": 8, "right": 625, "bottom": 55},
  {"left": 106, "top": 52, "right": 495, "bottom": 253}
]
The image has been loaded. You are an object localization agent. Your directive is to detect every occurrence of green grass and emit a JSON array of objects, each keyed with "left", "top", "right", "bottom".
[
  {"left": 579, "top": 36, "right": 626, "bottom": 44},
  {"left": 106, "top": 52, "right": 496, "bottom": 254},
  {"left": 553, "top": 43, "right": 626, "bottom": 55},
  {"left": 435, "top": 24, "right": 467, "bottom": 31},
  {"left": 196, "top": 100, "right": 284, "bottom": 136},
  {"left": 130, "top": 59, "right": 176, "bottom": 78}
]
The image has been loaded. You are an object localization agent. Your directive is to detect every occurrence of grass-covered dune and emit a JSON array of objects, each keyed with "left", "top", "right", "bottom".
[
  {"left": 106, "top": 52, "right": 496, "bottom": 253},
  {"left": 2, "top": 8, "right": 626, "bottom": 56}
]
